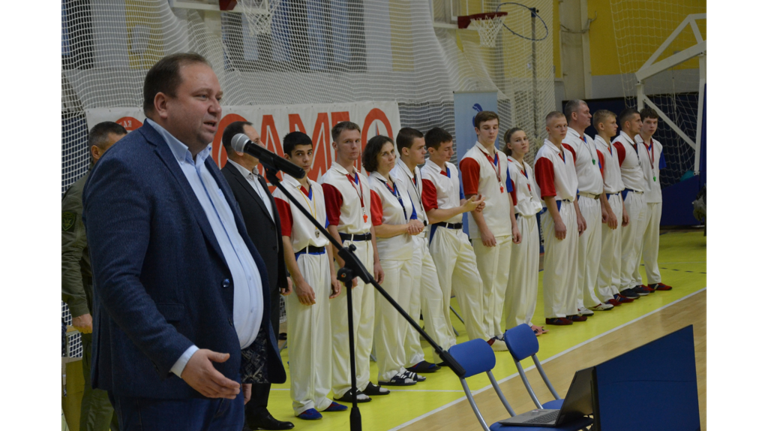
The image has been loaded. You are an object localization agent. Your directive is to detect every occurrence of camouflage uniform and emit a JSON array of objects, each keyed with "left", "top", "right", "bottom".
[{"left": 62, "top": 169, "right": 117, "bottom": 431}]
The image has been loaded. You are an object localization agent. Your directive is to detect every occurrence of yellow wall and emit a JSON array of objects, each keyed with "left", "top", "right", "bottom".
[{"left": 587, "top": 0, "right": 706, "bottom": 76}]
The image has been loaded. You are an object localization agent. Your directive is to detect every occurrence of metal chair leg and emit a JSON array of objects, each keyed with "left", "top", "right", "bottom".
[{"left": 450, "top": 306, "right": 465, "bottom": 324}]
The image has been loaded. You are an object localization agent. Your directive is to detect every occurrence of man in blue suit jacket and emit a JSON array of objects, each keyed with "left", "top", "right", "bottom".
[{"left": 82, "top": 53, "right": 285, "bottom": 431}]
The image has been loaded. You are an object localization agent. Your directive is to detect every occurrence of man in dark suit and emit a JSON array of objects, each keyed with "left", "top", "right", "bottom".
[
  {"left": 82, "top": 53, "right": 285, "bottom": 431},
  {"left": 221, "top": 121, "right": 294, "bottom": 431}
]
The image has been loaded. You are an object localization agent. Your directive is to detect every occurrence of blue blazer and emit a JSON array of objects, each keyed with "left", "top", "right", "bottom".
[{"left": 83, "top": 122, "right": 286, "bottom": 399}]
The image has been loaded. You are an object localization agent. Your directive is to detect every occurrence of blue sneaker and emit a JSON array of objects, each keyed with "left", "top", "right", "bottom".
[
  {"left": 297, "top": 408, "right": 322, "bottom": 420},
  {"left": 323, "top": 402, "right": 348, "bottom": 412}
]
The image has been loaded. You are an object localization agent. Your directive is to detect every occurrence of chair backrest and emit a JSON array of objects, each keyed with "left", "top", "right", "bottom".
[
  {"left": 449, "top": 338, "right": 515, "bottom": 431},
  {"left": 504, "top": 323, "right": 539, "bottom": 361},
  {"left": 503, "top": 324, "right": 560, "bottom": 408},
  {"left": 448, "top": 338, "right": 496, "bottom": 377}
]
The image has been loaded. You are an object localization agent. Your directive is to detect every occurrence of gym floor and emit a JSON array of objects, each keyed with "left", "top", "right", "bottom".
[{"left": 269, "top": 229, "right": 707, "bottom": 430}]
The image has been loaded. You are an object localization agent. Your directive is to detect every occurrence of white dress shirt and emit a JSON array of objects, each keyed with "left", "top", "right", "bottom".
[
  {"left": 146, "top": 119, "right": 264, "bottom": 377},
  {"left": 229, "top": 160, "right": 275, "bottom": 221}
]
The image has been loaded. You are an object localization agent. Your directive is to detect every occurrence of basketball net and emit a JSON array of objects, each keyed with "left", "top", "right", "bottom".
[
  {"left": 239, "top": 0, "right": 281, "bottom": 36},
  {"left": 470, "top": 15, "right": 506, "bottom": 48}
]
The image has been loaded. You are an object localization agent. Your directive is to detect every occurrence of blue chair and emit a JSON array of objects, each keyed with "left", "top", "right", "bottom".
[
  {"left": 504, "top": 324, "right": 563, "bottom": 409},
  {"left": 448, "top": 339, "right": 592, "bottom": 431}
]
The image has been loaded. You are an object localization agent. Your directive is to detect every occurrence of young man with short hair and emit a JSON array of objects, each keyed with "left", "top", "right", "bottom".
[
  {"left": 391, "top": 127, "right": 452, "bottom": 370},
  {"left": 421, "top": 127, "right": 488, "bottom": 344},
  {"left": 612, "top": 109, "right": 648, "bottom": 299},
  {"left": 319, "top": 121, "right": 387, "bottom": 404},
  {"left": 273, "top": 131, "right": 347, "bottom": 420},
  {"left": 634, "top": 108, "right": 673, "bottom": 292},
  {"left": 502, "top": 127, "right": 546, "bottom": 336},
  {"left": 592, "top": 110, "right": 633, "bottom": 306},
  {"left": 459, "top": 111, "right": 521, "bottom": 350},
  {"left": 533, "top": 111, "right": 587, "bottom": 325},
  {"left": 563, "top": 100, "right": 614, "bottom": 316}
]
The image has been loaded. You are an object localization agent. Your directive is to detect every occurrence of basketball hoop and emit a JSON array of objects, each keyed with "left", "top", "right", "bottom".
[
  {"left": 239, "top": 0, "right": 281, "bottom": 36},
  {"left": 457, "top": 12, "right": 508, "bottom": 48}
]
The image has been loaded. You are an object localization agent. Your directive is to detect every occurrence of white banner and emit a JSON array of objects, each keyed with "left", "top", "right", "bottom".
[{"left": 85, "top": 101, "right": 401, "bottom": 180}]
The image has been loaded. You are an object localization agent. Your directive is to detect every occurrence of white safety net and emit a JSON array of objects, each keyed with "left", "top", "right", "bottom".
[
  {"left": 61, "top": 0, "right": 555, "bottom": 191},
  {"left": 609, "top": 0, "right": 706, "bottom": 185}
]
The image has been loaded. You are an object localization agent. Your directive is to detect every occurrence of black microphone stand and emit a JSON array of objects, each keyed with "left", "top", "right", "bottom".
[{"left": 263, "top": 165, "right": 466, "bottom": 431}]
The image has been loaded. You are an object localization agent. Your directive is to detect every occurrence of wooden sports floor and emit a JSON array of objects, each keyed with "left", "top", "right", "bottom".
[
  {"left": 60, "top": 230, "right": 706, "bottom": 430},
  {"left": 267, "top": 230, "right": 707, "bottom": 430}
]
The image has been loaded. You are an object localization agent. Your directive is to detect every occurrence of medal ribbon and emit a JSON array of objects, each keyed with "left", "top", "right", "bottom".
[
  {"left": 346, "top": 173, "right": 368, "bottom": 222},
  {"left": 382, "top": 179, "right": 407, "bottom": 221},
  {"left": 644, "top": 140, "right": 657, "bottom": 181},
  {"left": 482, "top": 149, "right": 504, "bottom": 193},
  {"left": 583, "top": 135, "right": 602, "bottom": 170}
]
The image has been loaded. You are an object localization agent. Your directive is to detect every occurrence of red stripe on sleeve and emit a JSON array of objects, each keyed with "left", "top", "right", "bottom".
[
  {"left": 597, "top": 151, "right": 605, "bottom": 179},
  {"left": 321, "top": 183, "right": 343, "bottom": 226},
  {"left": 422, "top": 179, "right": 438, "bottom": 212},
  {"left": 274, "top": 197, "right": 293, "bottom": 237},
  {"left": 534, "top": 157, "right": 557, "bottom": 198},
  {"left": 370, "top": 190, "right": 383, "bottom": 226},
  {"left": 458, "top": 157, "right": 481, "bottom": 197},
  {"left": 562, "top": 143, "right": 577, "bottom": 161},
  {"left": 509, "top": 178, "right": 518, "bottom": 206},
  {"left": 613, "top": 142, "right": 626, "bottom": 166}
]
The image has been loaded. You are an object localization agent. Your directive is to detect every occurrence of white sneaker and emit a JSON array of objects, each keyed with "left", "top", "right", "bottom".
[
  {"left": 589, "top": 303, "right": 614, "bottom": 311},
  {"left": 577, "top": 307, "right": 595, "bottom": 316}
]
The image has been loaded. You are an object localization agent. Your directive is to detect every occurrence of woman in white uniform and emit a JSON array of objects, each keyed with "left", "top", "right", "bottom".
[{"left": 363, "top": 136, "right": 426, "bottom": 386}]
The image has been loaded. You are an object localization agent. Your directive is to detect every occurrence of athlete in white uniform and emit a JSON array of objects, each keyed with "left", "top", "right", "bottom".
[
  {"left": 612, "top": 109, "right": 647, "bottom": 300},
  {"left": 392, "top": 128, "right": 453, "bottom": 369},
  {"left": 319, "top": 121, "right": 386, "bottom": 404},
  {"left": 591, "top": 110, "right": 633, "bottom": 307},
  {"left": 363, "top": 135, "right": 425, "bottom": 387},
  {"left": 459, "top": 111, "right": 521, "bottom": 350},
  {"left": 533, "top": 111, "right": 586, "bottom": 325},
  {"left": 421, "top": 127, "right": 489, "bottom": 344},
  {"left": 634, "top": 108, "right": 673, "bottom": 292},
  {"left": 563, "top": 100, "right": 614, "bottom": 315},
  {"left": 273, "top": 132, "right": 347, "bottom": 420},
  {"left": 502, "top": 128, "right": 546, "bottom": 336}
]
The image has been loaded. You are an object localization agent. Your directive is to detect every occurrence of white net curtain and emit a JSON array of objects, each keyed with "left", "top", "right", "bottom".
[{"left": 61, "top": 0, "right": 555, "bottom": 191}]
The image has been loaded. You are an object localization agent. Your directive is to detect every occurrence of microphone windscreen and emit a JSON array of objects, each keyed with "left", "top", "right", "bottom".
[{"left": 231, "top": 133, "right": 250, "bottom": 153}]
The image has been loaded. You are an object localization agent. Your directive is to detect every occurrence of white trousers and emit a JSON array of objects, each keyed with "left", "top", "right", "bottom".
[
  {"left": 374, "top": 257, "right": 413, "bottom": 382},
  {"left": 331, "top": 239, "right": 375, "bottom": 398},
  {"left": 620, "top": 191, "right": 647, "bottom": 290},
  {"left": 429, "top": 227, "right": 487, "bottom": 342},
  {"left": 576, "top": 197, "right": 603, "bottom": 309},
  {"left": 404, "top": 235, "right": 453, "bottom": 364},
  {"left": 504, "top": 215, "right": 540, "bottom": 329},
  {"left": 473, "top": 234, "right": 512, "bottom": 338},
  {"left": 541, "top": 201, "right": 579, "bottom": 318},
  {"left": 286, "top": 252, "right": 333, "bottom": 415},
  {"left": 597, "top": 194, "right": 623, "bottom": 302},
  {"left": 639, "top": 202, "right": 663, "bottom": 284}
]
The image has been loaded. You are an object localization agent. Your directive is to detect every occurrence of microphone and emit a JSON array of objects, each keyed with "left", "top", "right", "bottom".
[{"left": 231, "top": 133, "right": 306, "bottom": 179}]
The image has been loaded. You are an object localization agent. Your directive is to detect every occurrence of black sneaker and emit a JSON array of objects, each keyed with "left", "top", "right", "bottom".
[
  {"left": 619, "top": 288, "right": 640, "bottom": 299},
  {"left": 632, "top": 285, "right": 650, "bottom": 296}
]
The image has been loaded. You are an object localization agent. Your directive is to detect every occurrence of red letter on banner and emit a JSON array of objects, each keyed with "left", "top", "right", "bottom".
[
  {"left": 288, "top": 113, "right": 307, "bottom": 134},
  {"left": 308, "top": 113, "right": 332, "bottom": 180}
]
